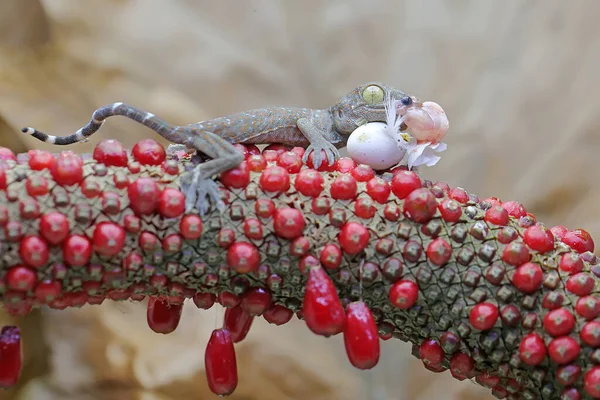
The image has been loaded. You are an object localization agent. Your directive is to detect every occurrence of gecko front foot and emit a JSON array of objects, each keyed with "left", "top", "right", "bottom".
[
  {"left": 180, "top": 166, "right": 225, "bottom": 216},
  {"left": 302, "top": 141, "right": 340, "bottom": 169}
]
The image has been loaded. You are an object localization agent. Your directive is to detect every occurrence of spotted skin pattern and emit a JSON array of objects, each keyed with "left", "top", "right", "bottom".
[{"left": 1, "top": 140, "right": 600, "bottom": 399}]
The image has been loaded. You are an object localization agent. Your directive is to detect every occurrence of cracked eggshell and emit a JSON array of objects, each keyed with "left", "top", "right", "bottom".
[{"left": 346, "top": 122, "right": 405, "bottom": 170}]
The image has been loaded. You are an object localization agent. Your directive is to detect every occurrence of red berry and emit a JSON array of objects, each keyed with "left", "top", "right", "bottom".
[
  {"left": 0, "top": 167, "right": 6, "bottom": 190},
  {"left": 305, "top": 151, "right": 337, "bottom": 172},
  {"left": 255, "top": 199, "right": 275, "bottom": 218},
  {"left": 243, "top": 218, "right": 263, "bottom": 240},
  {"left": 158, "top": 188, "right": 186, "bottom": 218},
  {"left": 302, "top": 266, "right": 345, "bottom": 336},
  {"left": 519, "top": 333, "right": 547, "bottom": 366},
  {"left": 581, "top": 321, "right": 600, "bottom": 347},
  {"left": 335, "top": 157, "right": 356, "bottom": 173},
  {"left": 0, "top": 147, "right": 15, "bottom": 161},
  {"left": 294, "top": 169, "right": 324, "bottom": 197},
  {"left": 562, "top": 229, "right": 595, "bottom": 253},
  {"left": 449, "top": 187, "right": 469, "bottom": 204},
  {"left": 5, "top": 266, "right": 37, "bottom": 292},
  {"left": 51, "top": 151, "right": 84, "bottom": 186},
  {"left": 484, "top": 205, "right": 509, "bottom": 226},
  {"left": 205, "top": 328, "right": 238, "bottom": 396},
  {"left": 403, "top": 188, "right": 437, "bottom": 223},
  {"left": 354, "top": 197, "right": 376, "bottom": 219},
  {"left": 193, "top": 293, "right": 216, "bottom": 309},
  {"left": 343, "top": 301, "right": 380, "bottom": 370},
  {"left": 273, "top": 207, "right": 305, "bottom": 239},
  {"left": 351, "top": 164, "right": 375, "bottom": 182},
  {"left": 502, "top": 201, "right": 527, "bottom": 218},
  {"left": 276, "top": 151, "right": 302, "bottom": 174},
  {"left": 438, "top": 199, "right": 462, "bottom": 223},
  {"left": 523, "top": 225, "right": 555, "bottom": 253},
  {"left": 34, "top": 280, "right": 62, "bottom": 303},
  {"left": 93, "top": 139, "right": 128, "bottom": 167},
  {"left": 426, "top": 238, "right": 452, "bottom": 266},
  {"left": 220, "top": 161, "right": 250, "bottom": 189},
  {"left": 559, "top": 253, "right": 583, "bottom": 275},
  {"left": 551, "top": 225, "right": 569, "bottom": 240},
  {"left": 419, "top": 339, "right": 445, "bottom": 368},
  {"left": 501, "top": 242, "right": 531, "bottom": 266},
  {"left": 179, "top": 214, "right": 203, "bottom": 240},
  {"left": 259, "top": 166, "right": 290, "bottom": 193},
  {"left": 263, "top": 305, "right": 293, "bottom": 325},
  {"left": 543, "top": 308, "right": 575, "bottom": 337},
  {"left": 566, "top": 273, "right": 594, "bottom": 296},
  {"left": 469, "top": 303, "right": 499, "bottom": 331},
  {"left": 217, "top": 292, "right": 240, "bottom": 308},
  {"left": 449, "top": 353, "right": 475, "bottom": 380},
  {"left": 146, "top": 297, "right": 182, "bottom": 334},
  {"left": 289, "top": 236, "right": 310, "bottom": 257},
  {"left": 0, "top": 326, "right": 22, "bottom": 388},
  {"left": 24, "top": 176, "right": 48, "bottom": 198},
  {"left": 365, "top": 177, "right": 390, "bottom": 204},
  {"left": 330, "top": 174, "right": 358, "bottom": 200},
  {"left": 224, "top": 305, "right": 254, "bottom": 343},
  {"left": 39, "top": 212, "right": 70, "bottom": 245},
  {"left": 19, "top": 236, "right": 49, "bottom": 268},
  {"left": 576, "top": 296, "right": 600, "bottom": 319},
  {"left": 63, "top": 234, "right": 92, "bottom": 267},
  {"left": 320, "top": 244, "right": 342, "bottom": 270},
  {"left": 132, "top": 139, "right": 166, "bottom": 166},
  {"left": 585, "top": 367, "right": 600, "bottom": 398},
  {"left": 389, "top": 280, "right": 418, "bottom": 309},
  {"left": 240, "top": 287, "right": 272, "bottom": 316},
  {"left": 128, "top": 178, "right": 160, "bottom": 215},
  {"left": 391, "top": 171, "right": 422, "bottom": 199},
  {"left": 226, "top": 242, "right": 260, "bottom": 273},
  {"left": 93, "top": 222, "right": 126, "bottom": 257},
  {"left": 557, "top": 365, "right": 581, "bottom": 386},
  {"left": 548, "top": 336, "right": 580, "bottom": 364},
  {"left": 247, "top": 154, "right": 267, "bottom": 172},
  {"left": 339, "top": 222, "right": 370, "bottom": 255},
  {"left": 511, "top": 262, "right": 543, "bottom": 294}
]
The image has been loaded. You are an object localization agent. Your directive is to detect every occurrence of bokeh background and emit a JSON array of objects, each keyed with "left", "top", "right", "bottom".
[{"left": 0, "top": 1, "right": 599, "bottom": 399}]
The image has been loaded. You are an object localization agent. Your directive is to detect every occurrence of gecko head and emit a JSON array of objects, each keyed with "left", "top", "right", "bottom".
[{"left": 331, "top": 82, "right": 417, "bottom": 135}]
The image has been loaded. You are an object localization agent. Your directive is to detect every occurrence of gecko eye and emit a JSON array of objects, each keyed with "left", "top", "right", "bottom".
[
  {"left": 362, "top": 85, "right": 385, "bottom": 105},
  {"left": 400, "top": 96, "right": 413, "bottom": 106},
  {"left": 337, "top": 108, "right": 343, "bottom": 119}
]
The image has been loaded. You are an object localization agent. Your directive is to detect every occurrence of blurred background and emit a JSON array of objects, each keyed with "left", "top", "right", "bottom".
[{"left": 0, "top": 0, "right": 599, "bottom": 399}]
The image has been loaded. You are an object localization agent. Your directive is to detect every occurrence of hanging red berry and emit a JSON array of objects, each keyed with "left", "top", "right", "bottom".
[
  {"left": 343, "top": 301, "right": 380, "bottom": 370},
  {"left": 302, "top": 266, "right": 345, "bottom": 336},
  {"left": 205, "top": 328, "right": 238, "bottom": 396}
]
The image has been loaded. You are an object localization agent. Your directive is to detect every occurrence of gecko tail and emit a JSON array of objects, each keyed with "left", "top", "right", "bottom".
[{"left": 21, "top": 102, "right": 177, "bottom": 145}]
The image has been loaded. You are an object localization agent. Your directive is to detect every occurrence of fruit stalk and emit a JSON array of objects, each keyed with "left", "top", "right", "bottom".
[{"left": 0, "top": 139, "right": 599, "bottom": 399}]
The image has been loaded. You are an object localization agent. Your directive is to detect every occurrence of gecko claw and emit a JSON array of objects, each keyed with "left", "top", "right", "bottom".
[
  {"left": 302, "top": 142, "right": 339, "bottom": 169},
  {"left": 180, "top": 167, "right": 225, "bottom": 216}
]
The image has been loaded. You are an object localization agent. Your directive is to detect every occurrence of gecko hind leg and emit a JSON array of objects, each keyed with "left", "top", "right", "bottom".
[{"left": 179, "top": 129, "right": 244, "bottom": 215}]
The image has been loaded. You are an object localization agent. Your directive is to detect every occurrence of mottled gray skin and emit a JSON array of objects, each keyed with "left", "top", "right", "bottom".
[{"left": 21, "top": 82, "right": 409, "bottom": 213}]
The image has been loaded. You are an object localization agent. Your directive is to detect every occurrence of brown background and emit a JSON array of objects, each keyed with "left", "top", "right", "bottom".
[{"left": 0, "top": 1, "right": 599, "bottom": 399}]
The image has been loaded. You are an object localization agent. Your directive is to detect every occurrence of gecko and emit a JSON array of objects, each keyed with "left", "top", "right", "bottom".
[{"left": 21, "top": 82, "right": 416, "bottom": 214}]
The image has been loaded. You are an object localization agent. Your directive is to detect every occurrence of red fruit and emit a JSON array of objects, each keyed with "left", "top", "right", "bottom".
[
  {"left": 585, "top": 367, "right": 600, "bottom": 398},
  {"left": 557, "top": 365, "right": 581, "bottom": 386},
  {"left": 403, "top": 188, "right": 437, "bottom": 223},
  {"left": 217, "top": 292, "right": 240, "bottom": 308},
  {"left": 559, "top": 253, "right": 583, "bottom": 275},
  {"left": 247, "top": 154, "right": 267, "bottom": 172},
  {"left": 302, "top": 267, "right": 345, "bottom": 336},
  {"left": 5, "top": 266, "right": 37, "bottom": 292},
  {"left": 426, "top": 238, "right": 452, "bottom": 266},
  {"left": 224, "top": 306, "right": 254, "bottom": 343},
  {"left": 158, "top": 188, "right": 186, "bottom": 218},
  {"left": 259, "top": 166, "right": 290, "bottom": 193},
  {"left": 27, "top": 149, "right": 54, "bottom": 170},
  {"left": 93, "top": 222, "right": 126, "bottom": 257},
  {"left": 0, "top": 326, "right": 22, "bottom": 388},
  {"left": 519, "top": 333, "right": 547, "bottom": 366},
  {"left": 562, "top": 229, "right": 595, "bottom": 253},
  {"left": 438, "top": 199, "right": 462, "bottom": 223},
  {"left": 449, "top": 353, "right": 475, "bottom": 380},
  {"left": 566, "top": 273, "right": 594, "bottom": 296},
  {"left": 354, "top": 197, "right": 376, "bottom": 219},
  {"left": 351, "top": 164, "right": 375, "bottom": 182},
  {"left": 63, "top": 234, "right": 92, "bottom": 267},
  {"left": 419, "top": 339, "right": 445, "bottom": 368},
  {"left": 484, "top": 205, "right": 509, "bottom": 226},
  {"left": 512, "top": 262, "right": 543, "bottom": 294},
  {"left": 39, "top": 212, "right": 70, "bottom": 246},
  {"left": 391, "top": 170, "right": 422, "bottom": 199},
  {"left": 132, "top": 139, "right": 166, "bottom": 165},
  {"left": 240, "top": 287, "right": 272, "bottom": 316},
  {"left": 523, "top": 225, "right": 555, "bottom": 253},
  {"left": 320, "top": 244, "right": 342, "bottom": 270},
  {"left": 543, "top": 308, "right": 575, "bottom": 337},
  {"left": 305, "top": 151, "right": 337, "bottom": 172},
  {"left": 243, "top": 218, "right": 263, "bottom": 240},
  {"left": 273, "top": 207, "right": 305, "bottom": 239},
  {"left": 335, "top": 157, "right": 356, "bottom": 173},
  {"left": 51, "top": 152, "right": 84, "bottom": 186},
  {"left": 366, "top": 177, "right": 390, "bottom": 204},
  {"left": 389, "top": 280, "right": 419, "bottom": 309},
  {"left": 193, "top": 293, "right": 216, "bottom": 310},
  {"left": 551, "top": 225, "right": 569, "bottom": 240},
  {"left": 576, "top": 296, "right": 600, "bottom": 319},
  {"left": 289, "top": 236, "right": 310, "bottom": 257},
  {"left": 469, "top": 303, "right": 499, "bottom": 331},
  {"left": 294, "top": 169, "right": 324, "bottom": 197},
  {"left": 205, "top": 328, "right": 238, "bottom": 396},
  {"left": 179, "top": 214, "right": 203, "bottom": 240},
  {"left": 146, "top": 297, "right": 183, "bottom": 334},
  {"left": 263, "top": 305, "right": 294, "bottom": 325},
  {"left": 0, "top": 167, "right": 6, "bottom": 190},
  {"left": 501, "top": 242, "right": 531, "bottom": 266},
  {"left": 226, "top": 242, "right": 260, "bottom": 273},
  {"left": 330, "top": 175, "right": 358, "bottom": 200},
  {"left": 343, "top": 301, "right": 380, "bottom": 370},
  {"left": 34, "top": 280, "right": 62, "bottom": 303},
  {"left": 127, "top": 178, "right": 160, "bottom": 215},
  {"left": 449, "top": 187, "right": 469, "bottom": 204},
  {"left": 502, "top": 201, "right": 527, "bottom": 218},
  {"left": 220, "top": 161, "right": 250, "bottom": 188},
  {"left": 339, "top": 222, "right": 370, "bottom": 255},
  {"left": 548, "top": 336, "right": 580, "bottom": 364},
  {"left": 93, "top": 139, "right": 128, "bottom": 167},
  {"left": 25, "top": 176, "right": 48, "bottom": 197},
  {"left": 581, "top": 321, "right": 600, "bottom": 347},
  {"left": 255, "top": 198, "right": 276, "bottom": 218},
  {"left": 276, "top": 151, "right": 302, "bottom": 173},
  {"left": 19, "top": 236, "right": 49, "bottom": 268}
]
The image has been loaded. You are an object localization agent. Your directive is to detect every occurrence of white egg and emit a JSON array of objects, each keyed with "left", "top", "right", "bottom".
[{"left": 346, "top": 122, "right": 406, "bottom": 170}]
